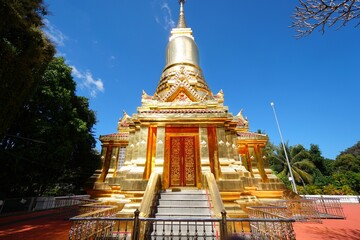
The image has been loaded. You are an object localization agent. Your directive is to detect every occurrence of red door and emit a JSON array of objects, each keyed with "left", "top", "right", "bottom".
[{"left": 169, "top": 136, "right": 196, "bottom": 187}]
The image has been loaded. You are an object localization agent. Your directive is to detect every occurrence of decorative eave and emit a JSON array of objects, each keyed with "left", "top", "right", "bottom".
[
  {"left": 138, "top": 108, "right": 226, "bottom": 114},
  {"left": 237, "top": 132, "right": 268, "bottom": 141},
  {"left": 99, "top": 133, "right": 129, "bottom": 142}
]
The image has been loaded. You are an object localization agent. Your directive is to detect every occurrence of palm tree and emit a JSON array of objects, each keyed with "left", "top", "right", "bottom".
[{"left": 268, "top": 142, "right": 316, "bottom": 185}]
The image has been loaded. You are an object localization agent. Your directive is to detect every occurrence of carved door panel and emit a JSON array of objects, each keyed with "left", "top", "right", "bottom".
[{"left": 169, "top": 136, "right": 196, "bottom": 187}]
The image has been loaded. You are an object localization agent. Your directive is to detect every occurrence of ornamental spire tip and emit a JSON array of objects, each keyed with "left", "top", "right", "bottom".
[{"left": 177, "top": 0, "right": 187, "bottom": 28}]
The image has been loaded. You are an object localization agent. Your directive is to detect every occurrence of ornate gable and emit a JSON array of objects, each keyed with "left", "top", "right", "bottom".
[
  {"left": 172, "top": 90, "right": 193, "bottom": 102},
  {"left": 161, "top": 67, "right": 204, "bottom": 102},
  {"left": 117, "top": 111, "right": 133, "bottom": 132}
]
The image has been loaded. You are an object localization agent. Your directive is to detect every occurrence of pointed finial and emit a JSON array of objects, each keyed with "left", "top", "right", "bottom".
[{"left": 177, "top": 0, "right": 187, "bottom": 28}]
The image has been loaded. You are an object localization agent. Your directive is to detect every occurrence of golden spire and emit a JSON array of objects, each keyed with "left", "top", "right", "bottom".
[
  {"left": 177, "top": 0, "right": 187, "bottom": 28},
  {"left": 154, "top": 0, "right": 213, "bottom": 101}
]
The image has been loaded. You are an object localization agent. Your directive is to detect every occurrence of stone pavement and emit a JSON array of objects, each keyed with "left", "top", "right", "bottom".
[
  {"left": 0, "top": 207, "right": 74, "bottom": 240},
  {"left": 0, "top": 204, "right": 359, "bottom": 239},
  {"left": 293, "top": 203, "right": 360, "bottom": 240}
]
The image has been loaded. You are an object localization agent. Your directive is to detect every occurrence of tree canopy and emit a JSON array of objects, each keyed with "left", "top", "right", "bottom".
[
  {"left": 0, "top": 0, "right": 55, "bottom": 138},
  {"left": 0, "top": 57, "right": 100, "bottom": 198},
  {"left": 268, "top": 140, "right": 360, "bottom": 195},
  {"left": 268, "top": 143, "right": 316, "bottom": 186}
]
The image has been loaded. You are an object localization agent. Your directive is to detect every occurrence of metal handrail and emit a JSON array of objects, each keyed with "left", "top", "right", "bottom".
[{"left": 69, "top": 215, "right": 296, "bottom": 240}]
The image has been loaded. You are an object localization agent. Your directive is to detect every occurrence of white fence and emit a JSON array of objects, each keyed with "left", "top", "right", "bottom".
[
  {"left": 0, "top": 195, "right": 90, "bottom": 214},
  {"left": 302, "top": 195, "right": 360, "bottom": 203},
  {"left": 33, "top": 195, "right": 91, "bottom": 210}
]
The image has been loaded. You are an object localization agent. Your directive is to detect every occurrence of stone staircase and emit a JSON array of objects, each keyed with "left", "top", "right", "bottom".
[{"left": 152, "top": 189, "right": 216, "bottom": 238}]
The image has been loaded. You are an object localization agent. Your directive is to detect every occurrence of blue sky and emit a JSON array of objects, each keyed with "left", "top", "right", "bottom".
[{"left": 43, "top": 0, "right": 360, "bottom": 160}]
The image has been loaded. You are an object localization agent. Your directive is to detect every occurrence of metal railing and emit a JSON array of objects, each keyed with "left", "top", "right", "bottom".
[
  {"left": 261, "top": 196, "right": 346, "bottom": 222},
  {"left": 69, "top": 203, "right": 120, "bottom": 240},
  {"left": 246, "top": 206, "right": 296, "bottom": 239},
  {"left": 302, "top": 195, "right": 360, "bottom": 203},
  {"left": 69, "top": 209, "right": 296, "bottom": 240},
  {"left": 301, "top": 196, "right": 345, "bottom": 219},
  {"left": 0, "top": 195, "right": 90, "bottom": 215}
]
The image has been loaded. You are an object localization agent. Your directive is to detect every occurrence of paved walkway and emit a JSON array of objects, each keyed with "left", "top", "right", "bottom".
[
  {"left": 0, "top": 208, "right": 74, "bottom": 240},
  {"left": 293, "top": 203, "right": 360, "bottom": 240},
  {"left": 0, "top": 204, "right": 359, "bottom": 239}
]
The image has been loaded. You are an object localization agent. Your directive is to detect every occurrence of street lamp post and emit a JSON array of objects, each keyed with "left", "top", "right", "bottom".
[{"left": 270, "top": 102, "right": 298, "bottom": 194}]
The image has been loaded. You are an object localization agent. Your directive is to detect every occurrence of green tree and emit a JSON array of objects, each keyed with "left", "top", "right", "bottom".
[
  {"left": 0, "top": 57, "right": 100, "bottom": 198},
  {"left": 308, "top": 144, "right": 327, "bottom": 173},
  {"left": 334, "top": 154, "right": 360, "bottom": 173},
  {"left": 269, "top": 143, "right": 316, "bottom": 186},
  {"left": 0, "top": 0, "right": 55, "bottom": 138}
]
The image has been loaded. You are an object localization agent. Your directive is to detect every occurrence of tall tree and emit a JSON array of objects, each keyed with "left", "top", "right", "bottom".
[
  {"left": 334, "top": 154, "right": 360, "bottom": 173},
  {"left": 292, "top": 0, "right": 360, "bottom": 37},
  {"left": 269, "top": 143, "right": 316, "bottom": 185},
  {"left": 0, "top": 0, "right": 55, "bottom": 138},
  {"left": 308, "top": 144, "right": 326, "bottom": 173},
  {"left": 0, "top": 57, "right": 99, "bottom": 198}
]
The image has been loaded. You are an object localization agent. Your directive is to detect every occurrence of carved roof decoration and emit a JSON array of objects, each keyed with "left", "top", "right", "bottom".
[
  {"left": 213, "top": 90, "right": 224, "bottom": 103},
  {"left": 117, "top": 111, "right": 133, "bottom": 132},
  {"left": 99, "top": 132, "right": 129, "bottom": 142},
  {"left": 237, "top": 132, "right": 268, "bottom": 140},
  {"left": 173, "top": 90, "right": 193, "bottom": 102},
  {"left": 164, "top": 79, "right": 202, "bottom": 102},
  {"left": 161, "top": 67, "right": 204, "bottom": 102},
  {"left": 236, "top": 109, "right": 249, "bottom": 128},
  {"left": 142, "top": 90, "right": 153, "bottom": 100},
  {"left": 138, "top": 108, "right": 226, "bottom": 114}
]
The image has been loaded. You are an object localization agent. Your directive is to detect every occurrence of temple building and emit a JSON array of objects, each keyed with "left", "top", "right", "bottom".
[{"left": 86, "top": 1, "right": 286, "bottom": 215}]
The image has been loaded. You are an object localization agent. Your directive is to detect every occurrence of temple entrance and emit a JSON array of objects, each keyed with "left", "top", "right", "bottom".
[
  {"left": 164, "top": 127, "right": 200, "bottom": 189},
  {"left": 169, "top": 136, "right": 196, "bottom": 187}
]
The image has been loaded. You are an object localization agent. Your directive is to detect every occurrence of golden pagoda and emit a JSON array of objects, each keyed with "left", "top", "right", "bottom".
[{"left": 86, "top": 0, "right": 286, "bottom": 215}]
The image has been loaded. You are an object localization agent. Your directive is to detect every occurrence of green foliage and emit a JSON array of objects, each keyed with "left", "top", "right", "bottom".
[
  {"left": 339, "top": 141, "right": 360, "bottom": 157},
  {"left": 323, "top": 159, "right": 334, "bottom": 176},
  {"left": 332, "top": 171, "right": 360, "bottom": 194},
  {"left": 0, "top": 0, "right": 55, "bottom": 137},
  {"left": 268, "top": 143, "right": 315, "bottom": 185},
  {"left": 308, "top": 144, "right": 326, "bottom": 173},
  {"left": 334, "top": 154, "right": 360, "bottom": 173},
  {"left": 268, "top": 140, "right": 360, "bottom": 195},
  {"left": 0, "top": 57, "right": 100, "bottom": 198}
]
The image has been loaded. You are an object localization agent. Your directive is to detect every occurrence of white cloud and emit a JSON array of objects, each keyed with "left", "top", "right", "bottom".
[
  {"left": 42, "top": 19, "right": 67, "bottom": 46},
  {"left": 161, "top": 2, "right": 176, "bottom": 30},
  {"left": 71, "top": 66, "right": 105, "bottom": 97},
  {"left": 154, "top": 0, "right": 175, "bottom": 31}
]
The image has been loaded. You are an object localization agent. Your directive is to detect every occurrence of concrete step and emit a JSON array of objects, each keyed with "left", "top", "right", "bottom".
[
  {"left": 158, "top": 199, "right": 210, "bottom": 207},
  {"left": 155, "top": 189, "right": 213, "bottom": 219},
  {"left": 155, "top": 213, "right": 212, "bottom": 219},
  {"left": 150, "top": 189, "right": 217, "bottom": 238},
  {"left": 159, "top": 193, "right": 208, "bottom": 200},
  {"left": 123, "top": 203, "right": 140, "bottom": 209},
  {"left": 157, "top": 206, "right": 211, "bottom": 214}
]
